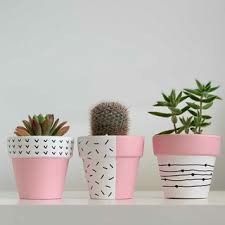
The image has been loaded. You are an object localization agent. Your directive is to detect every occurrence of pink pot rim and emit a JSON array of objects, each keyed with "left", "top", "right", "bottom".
[{"left": 153, "top": 134, "right": 221, "bottom": 156}]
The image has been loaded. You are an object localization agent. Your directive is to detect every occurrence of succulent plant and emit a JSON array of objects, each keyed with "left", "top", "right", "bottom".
[
  {"left": 14, "top": 114, "right": 70, "bottom": 136},
  {"left": 149, "top": 80, "right": 221, "bottom": 134},
  {"left": 91, "top": 102, "right": 129, "bottom": 135}
]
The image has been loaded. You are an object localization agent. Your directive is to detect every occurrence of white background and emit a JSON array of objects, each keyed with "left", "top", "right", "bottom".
[{"left": 0, "top": 0, "right": 224, "bottom": 191}]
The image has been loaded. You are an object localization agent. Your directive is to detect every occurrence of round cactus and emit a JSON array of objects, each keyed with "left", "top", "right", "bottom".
[{"left": 90, "top": 102, "right": 129, "bottom": 135}]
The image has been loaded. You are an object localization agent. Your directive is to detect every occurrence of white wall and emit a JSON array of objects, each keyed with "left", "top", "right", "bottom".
[{"left": 0, "top": 0, "right": 224, "bottom": 191}]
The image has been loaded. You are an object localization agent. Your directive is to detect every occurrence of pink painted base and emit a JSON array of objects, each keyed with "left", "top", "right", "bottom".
[
  {"left": 12, "top": 158, "right": 69, "bottom": 200},
  {"left": 115, "top": 157, "right": 140, "bottom": 199},
  {"left": 115, "top": 136, "right": 144, "bottom": 199}
]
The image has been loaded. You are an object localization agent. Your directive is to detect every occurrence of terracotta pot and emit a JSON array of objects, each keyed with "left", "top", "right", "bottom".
[
  {"left": 153, "top": 134, "right": 221, "bottom": 199},
  {"left": 78, "top": 135, "right": 144, "bottom": 199},
  {"left": 7, "top": 136, "right": 74, "bottom": 200}
]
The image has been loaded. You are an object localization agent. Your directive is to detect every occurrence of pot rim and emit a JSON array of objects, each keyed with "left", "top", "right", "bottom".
[
  {"left": 8, "top": 136, "right": 73, "bottom": 139},
  {"left": 78, "top": 135, "right": 144, "bottom": 138},
  {"left": 153, "top": 134, "right": 221, "bottom": 156},
  {"left": 153, "top": 134, "right": 221, "bottom": 138}
]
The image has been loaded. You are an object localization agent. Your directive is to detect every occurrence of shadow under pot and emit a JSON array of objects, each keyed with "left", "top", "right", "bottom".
[
  {"left": 153, "top": 134, "right": 221, "bottom": 199},
  {"left": 7, "top": 136, "right": 74, "bottom": 200},
  {"left": 78, "top": 135, "right": 144, "bottom": 200}
]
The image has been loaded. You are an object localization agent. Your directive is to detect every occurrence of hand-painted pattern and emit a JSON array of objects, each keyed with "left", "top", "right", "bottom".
[
  {"left": 78, "top": 136, "right": 116, "bottom": 199},
  {"left": 158, "top": 156, "right": 215, "bottom": 191},
  {"left": 8, "top": 137, "right": 74, "bottom": 158}
]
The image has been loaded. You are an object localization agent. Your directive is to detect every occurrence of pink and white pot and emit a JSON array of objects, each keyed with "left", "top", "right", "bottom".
[
  {"left": 7, "top": 136, "right": 74, "bottom": 200},
  {"left": 153, "top": 134, "right": 221, "bottom": 199},
  {"left": 78, "top": 135, "right": 144, "bottom": 199}
]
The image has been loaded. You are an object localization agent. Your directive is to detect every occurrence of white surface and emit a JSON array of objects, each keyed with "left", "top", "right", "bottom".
[
  {"left": 0, "top": 0, "right": 225, "bottom": 191},
  {"left": 0, "top": 191, "right": 225, "bottom": 225}
]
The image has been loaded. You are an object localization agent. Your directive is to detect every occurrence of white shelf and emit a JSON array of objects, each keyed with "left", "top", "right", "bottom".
[{"left": 0, "top": 191, "right": 225, "bottom": 225}]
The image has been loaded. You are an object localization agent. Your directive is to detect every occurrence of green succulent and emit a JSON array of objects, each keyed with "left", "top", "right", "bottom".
[
  {"left": 149, "top": 80, "right": 221, "bottom": 134},
  {"left": 14, "top": 114, "right": 70, "bottom": 136}
]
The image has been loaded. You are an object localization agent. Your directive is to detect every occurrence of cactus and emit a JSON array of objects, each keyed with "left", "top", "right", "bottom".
[
  {"left": 14, "top": 114, "right": 70, "bottom": 136},
  {"left": 90, "top": 102, "right": 129, "bottom": 135}
]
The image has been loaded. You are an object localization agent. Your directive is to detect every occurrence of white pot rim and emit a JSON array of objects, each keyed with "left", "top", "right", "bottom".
[
  {"left": 7, "top": 136, "right": 74, "bottom": 159},
  {"left": 78, "top": 135, "right": 144, "bottom": 138}
]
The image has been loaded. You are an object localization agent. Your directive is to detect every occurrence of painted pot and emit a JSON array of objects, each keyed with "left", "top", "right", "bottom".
[
  {"left": 7, "top": 136, "right": 74, "bottom": 200},
  {"left": 153, "top": 134, "right": 221, "bottom": 199},
  {"left": 77, "top": 136, "right": 144, "bottom": 199}
]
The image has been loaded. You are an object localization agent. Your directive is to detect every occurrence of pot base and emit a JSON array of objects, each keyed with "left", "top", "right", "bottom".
[
  {"left": 12, "top": 158, "right": 69, "bottom": 200},
  {"left": 157, "top": 155, "right": 215, "bottom": 199}
]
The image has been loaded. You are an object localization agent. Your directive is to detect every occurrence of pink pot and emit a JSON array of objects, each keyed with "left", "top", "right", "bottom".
[
  {"left": 8, "top": 136, "right": 74, "bottom": 200},
  {"left": 153, "top": 134, "right": 221, "bottom": 199},
  {"left": 78, "top": 136, "right": 144, "bottom": 199}
]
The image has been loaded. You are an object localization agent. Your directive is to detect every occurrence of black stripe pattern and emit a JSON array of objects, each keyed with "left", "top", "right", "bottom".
[{"left": 159, "top": 161, "right": 214, "bottom": 189}]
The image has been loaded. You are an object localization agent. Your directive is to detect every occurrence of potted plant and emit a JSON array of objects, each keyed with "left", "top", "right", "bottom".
[
  {"left": 77, "top": 102, "right": 144, "bottom": 199},
  {"left": 7, "top": 114, "right": 74, "bottom": 200},
  {"left": 149, "top": 80, "right": 221, "bottom": 199}
]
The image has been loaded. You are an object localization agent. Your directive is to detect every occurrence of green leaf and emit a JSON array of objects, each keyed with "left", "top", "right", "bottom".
[
  {"left": 148, "top": 112, "right": 172, "bottom": 117},
  {"left": 205, "top": 81, "right": 211, "bottom": 89},
  {"left": 176, "top": 91, "right": 182, "bottom": 103},
  {"left": 153, "top": 101, "right": 170, "bottom": 107},
  {"left": 180, "top": 96, "right": 189, "bottom": 102},
  {"left": 177, "top": 126, "right": 185, "bottom": 134},
  {"left": 169, "top": 107, "right": 181, "bottom": 114},
  {"left": 196, "top": 80, "right": 203, "bottom": 90},
  {"left": 188, "top": 109, "right": 197, "bottom": 116},
  {"left": 171, "top": 89, "right": 176, "bottom": 101},
  {"left": 203, "top": 102, "right": 213, "bottom": 110},
  {"left": 201, "top": 122, "right": 211, "bottom": 127},
  {"left": 38, "top": 114, "right": 45, "bottom": 124},
  {"left": 184, "top": 92, "right": 201, "bottom": 101},
  {"left": 187, "top": 102, "right": 200, "bottom": 109},
  {"left": 208, "top": 86, "right": 219, "bottom": 92},
  {"left": 202, "top": 96, "right": 218, "bottom": 103},
  {"left": 184, "top": 88, "right": 202, "bottom": 97},
  {"left": 181, "top": 106, "right": 190, "bottom": 113},
  {"left": 162, "top": 93, "right": 170, "bottom": 102},
  {"left": 158, "top": 129, "right": 175, "bottom": 135},
  {"left": 202, "top": 115, "right": 212, "bottom": 119}
]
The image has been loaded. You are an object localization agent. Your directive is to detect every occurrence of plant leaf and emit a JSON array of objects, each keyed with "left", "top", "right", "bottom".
[
  {"left": 184, "top": 88, "right": 202, "bottom": 97},
  {"left": 188, "top": 109, "right": 197, "bottom": 116},
  {"left": 187, "top": 102, "right": 200, "bottom": 110},
  {"left": 54, "top": 126, "right": 70, "bottom": 136},
  {"left": 52, "top": 121, "right": 68, "bottom": 135},
  {"left": 208, "top": 86, "right": 219, "bottom": 92},
  {"left": 158, "top": 129, "right": 175, "bottom": 135},
  {"left": 153, "top": 101, "right": 170, "bottom": 107},
  {"left": 203, "top": 102, "right": 213, "bottom": 110},
  {"left": 148, "top": 112, "right": 172, "bottom": 117},
  {"left": 162, "top": 93, "right": 170, "bottom": 102},
  {"left": 22, "top": 120, "right": 33, "bottom": 134},
  {"left": 184, "top": 92, "right": 201, "bottom": 101},
  {"left": 32, "top": 117, "right": 42, "bottom": 135},
  {"left": 202, "top": 115, "right": 212, "bottom": 119},
  {"left": 196, "top": 79, "right": 203, "bottom": 90},
  {"left": 181, "top": 106, "right": 190, "bottom": 113}
]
